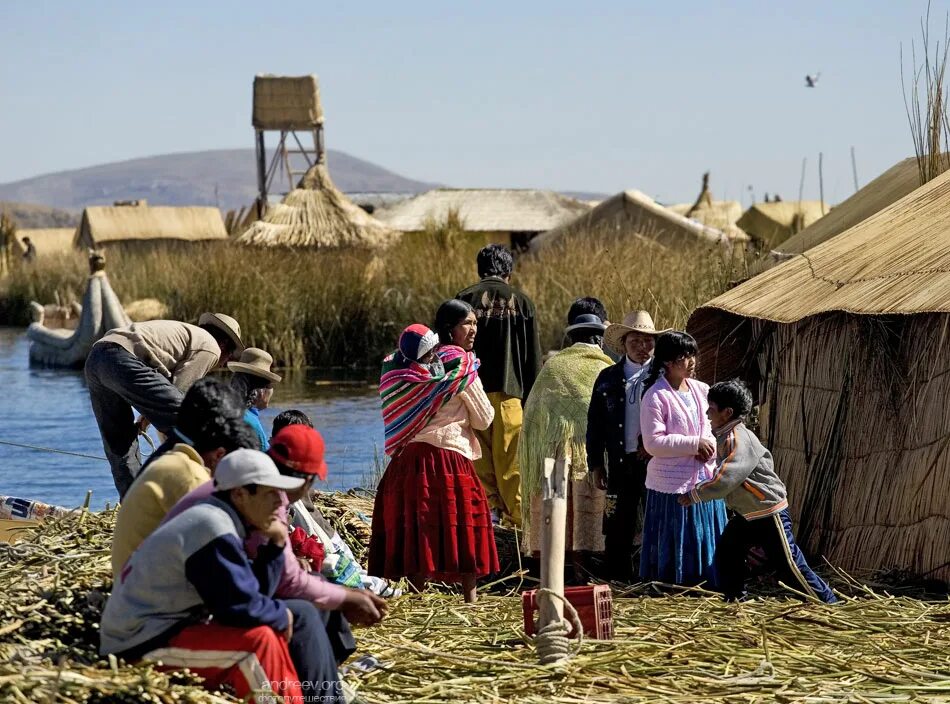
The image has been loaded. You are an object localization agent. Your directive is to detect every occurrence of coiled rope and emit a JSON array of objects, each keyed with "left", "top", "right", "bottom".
[{"left": 534, "top": 588, "right": 583, "bottom": 665}]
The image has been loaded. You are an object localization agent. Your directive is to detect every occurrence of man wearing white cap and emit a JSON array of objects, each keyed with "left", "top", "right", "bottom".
[
  {"left": 85, "top": 312, "right": 244, "bottom": 498},
  {"left": 100, "top": 449, "right": 342, "bottom": 703},
  {"left": 587, "top": 310, "right": 666, "bottom": 581}
]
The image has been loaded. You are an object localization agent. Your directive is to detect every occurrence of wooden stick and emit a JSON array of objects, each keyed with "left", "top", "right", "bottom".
[{"left": 539, "top": 457, "right": 568, "bottom": 631}]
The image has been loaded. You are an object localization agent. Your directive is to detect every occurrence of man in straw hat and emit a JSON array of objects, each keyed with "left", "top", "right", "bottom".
[
  {"left": 520, "top": 309, "right": 613, "bottom": 580},
  {"left": 85, "top": 312, "right": 244, "bottom": 498},
  {"left": 587, "top": 310, "right": 666, "bottom": 581},
  {"left": 100, "top": 449, "right": 343, "bottom": 702},
  {"left": 228, "top": 347, "right": 282, "bottom": 451},
  {"left": 456, "top": 244, "right": 542, "bottom": 527}
]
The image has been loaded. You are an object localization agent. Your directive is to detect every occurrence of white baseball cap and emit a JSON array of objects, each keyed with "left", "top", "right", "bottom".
[{"left": 213, "top": 449, "right": 305, "bottom": 492}]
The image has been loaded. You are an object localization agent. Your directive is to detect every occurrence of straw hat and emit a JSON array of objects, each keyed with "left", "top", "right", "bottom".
[
  {"left": 604, "top": 311, "right": 669, "bottom": 355},
  {"left": 227, "top": 347, "right": 282, "bottom": 383},
  {"left": 198, "top": 312, "right": 244, "bottom": 353}
]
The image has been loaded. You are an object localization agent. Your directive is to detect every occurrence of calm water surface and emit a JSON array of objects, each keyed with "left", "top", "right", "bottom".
[{"left": 0, "top": 328, "right": 384, "bottom": 510}]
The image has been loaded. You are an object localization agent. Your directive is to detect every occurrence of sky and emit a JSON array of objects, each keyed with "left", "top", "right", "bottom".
[{"left": 0, "top": 0, "right": 940, "bottom": 204}]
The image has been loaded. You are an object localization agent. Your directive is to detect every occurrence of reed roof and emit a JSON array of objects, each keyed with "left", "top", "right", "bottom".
[
  {"left": 736, "top": 200, "right": 826, "bottom": 249},
  {"left": 237, "top": 163, "right": 398, "bottom": 248},
  {"left": 374, "top": 189, "right": 591, "bottom": 233},
  {"left": 12, "top": 228, "right": 76, "bottom": 256},
  {"left": 693, "top": 166, "right": 950, "bottom": 327},
  {"left": 75, "top": 206, "right": 227, "bottom": 248},
  {"left": 252, "top": 74, "right": 324, "bottom": 130},
  {"left": 767, "top": 157, "right": 923, "bottom": 261},
  {"left": 531, "top": 189, "right": 748, "bottom": 251}
]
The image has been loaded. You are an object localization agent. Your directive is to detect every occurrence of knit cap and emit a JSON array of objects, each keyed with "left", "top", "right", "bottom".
[{"left": 398, "top": 324, "right": 439, "bottom": 362}]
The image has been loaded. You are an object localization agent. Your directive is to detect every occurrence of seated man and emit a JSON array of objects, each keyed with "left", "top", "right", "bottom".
[
  {"left": 110, "top": 377, "right": 257, "bottom": 574},
  {"left": 164, "top": 424, "right": 388, "bottom": 662},
  {"left": 100, "top": 450, "right": 341, "bottom": 702}
]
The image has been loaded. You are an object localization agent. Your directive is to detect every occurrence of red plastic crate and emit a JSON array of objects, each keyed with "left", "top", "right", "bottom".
[{"left": 522, "top": 585, "right": 613, "bottom": 640}]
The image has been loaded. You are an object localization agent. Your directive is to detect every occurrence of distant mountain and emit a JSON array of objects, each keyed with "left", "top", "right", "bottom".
[
  {"left": 0, "top": 201, "right": 79, "bottom": 229},
  {"left": 0, "top": 149, "right": 438, "bottom": 211}
]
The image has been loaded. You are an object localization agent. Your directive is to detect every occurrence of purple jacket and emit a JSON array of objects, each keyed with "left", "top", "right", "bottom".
[
  {"left": 639, "top": 376, "right": 716, "bottom": 494},
  {"left": 163, "top": 481, "right": 347, "bottom": 610}
]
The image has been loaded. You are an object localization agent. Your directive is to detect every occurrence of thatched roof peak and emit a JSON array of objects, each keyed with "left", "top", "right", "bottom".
[{"left": 238, "top": 163, "right": 398, "bottom": 249}]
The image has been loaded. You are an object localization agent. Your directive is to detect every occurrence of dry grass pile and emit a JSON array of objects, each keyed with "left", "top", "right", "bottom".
[
  {"left": 350, "top": 586, "right": 950, "bottom": 703},
  {"left": 4, "top": 503, "right": 950, "bottom": 703},
  {"left": 0, "top": 225, "right": 747, "bottom": 368},
  {"left": 0, "top": 509, "right": 237, "bottom": 702}
]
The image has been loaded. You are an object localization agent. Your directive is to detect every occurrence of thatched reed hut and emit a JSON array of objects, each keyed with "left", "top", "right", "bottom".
[
  {"left": 687, "top": 167, "right": 950, "bottom": 583},
  {"left": 668, "top": 172, "right": 746, "bottom": 241},
  {"left": 736, "top": 200, "right": 826, "bottom": 250},
  {"left": 530, "top": 190, "right": 747, "bottom": 252},
  {"left": 74, "top": 205, "right": 227, "bottom": 249},
  {"left": 374, "top": 188, "right": 590, "bottom": 250},
  {"left": 238, "top": 163, "right": 398, "bottom": 248},
  {"left": 12, "top": 228, "right": 76, "bottom": 257}
]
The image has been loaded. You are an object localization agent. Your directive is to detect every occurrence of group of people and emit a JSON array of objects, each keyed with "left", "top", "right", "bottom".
[
  {"left": 83, "top": 241, "right": 837, "bottom": 702},
  {"left": 87, "top": 314, "right": 386, "bottom": 702},
  {"left": 367, "top": 243, "right": 837, "bottom": 606}
]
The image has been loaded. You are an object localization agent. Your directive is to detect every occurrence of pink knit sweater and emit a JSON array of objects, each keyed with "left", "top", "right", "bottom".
[{"left": 639, "top": 376, "right": 716, "bottom": 495}]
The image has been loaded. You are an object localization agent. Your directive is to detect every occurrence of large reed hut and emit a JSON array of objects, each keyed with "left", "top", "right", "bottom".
[
  {"left": 669, "top": 172, "right": 746, "bottom": 240},
  {"left": 238, "top": 163, "right": 398, "bottom": 248},
  {"left": 687, "top": 167, "right": 950, "bottom": 583},
  {"left": 374, "top": 188, "right": 590, "bottom": 250},
  {"left": 736, "top": 200, "right": 826, "bottom": 250},
  {"left": 74, "top": 205, "right": 227, "bottom": 249},
  {"left": 530, "top": 189, "right": 747, "bottom": 252},
  {"left": 13, "top": 228, "right": 76, "bottom": 258}
]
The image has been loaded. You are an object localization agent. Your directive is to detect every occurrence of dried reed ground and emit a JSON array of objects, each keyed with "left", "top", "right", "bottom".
[
  {"left": 0, "top": 227, "right": 745, "bottom": 369},
  {"left": 4, "top": 506, "right": 950, "bottom": 703}
]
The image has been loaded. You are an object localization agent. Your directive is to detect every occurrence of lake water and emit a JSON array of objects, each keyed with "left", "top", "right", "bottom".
[{"left": 0, "top": 327, "right": 384, "bottom": 510}]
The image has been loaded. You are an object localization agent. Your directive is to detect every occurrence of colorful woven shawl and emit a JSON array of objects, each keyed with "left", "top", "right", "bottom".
[{"left": 380, "top": 345, "right": 479, "bottom": 457}]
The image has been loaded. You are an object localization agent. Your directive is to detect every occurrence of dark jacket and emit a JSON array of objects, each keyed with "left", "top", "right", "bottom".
[
  {"left": 587, "top": 360, "right": 638, "bottom": 486},
  {"left": 456, "top": 277, "right": 541, "bottom": 400}
]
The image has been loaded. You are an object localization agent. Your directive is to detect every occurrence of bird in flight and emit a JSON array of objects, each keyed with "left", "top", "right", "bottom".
[{"left": 805, "top": 72, "right": 821, "bottom": 88}]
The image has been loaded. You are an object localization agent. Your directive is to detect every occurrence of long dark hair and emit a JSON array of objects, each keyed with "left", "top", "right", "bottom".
[
  {"left": 641, "top": 331, "right": 699, "bottom": 395},
  {"left": 230, "top": 372, "right": 271, "bottom": 408},
  {"left": 434, "top": 299, "right": 474, "bottom": 345}
]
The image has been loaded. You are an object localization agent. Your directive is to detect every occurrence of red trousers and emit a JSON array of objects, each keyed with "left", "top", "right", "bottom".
[{"left": 142, "top": 622, "right": 303, "bottom": 703}]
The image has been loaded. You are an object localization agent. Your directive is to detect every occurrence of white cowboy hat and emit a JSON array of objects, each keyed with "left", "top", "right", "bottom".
[
  {"left": 198, "top": 311, "right": 244, "bottom": 353},
  {"left": 227, "top": 347, "right": 282, "bottom": 383},
  {"left": 604, "top": 311, "right": 669, "bottom": 355}
]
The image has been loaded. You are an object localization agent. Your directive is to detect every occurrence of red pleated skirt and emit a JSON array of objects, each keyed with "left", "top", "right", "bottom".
[{"left": 368, "top": 442, "right": 499, "bottom": 582}]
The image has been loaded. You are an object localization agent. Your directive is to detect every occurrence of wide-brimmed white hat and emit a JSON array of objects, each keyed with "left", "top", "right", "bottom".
[
  {"left": 198, "top": 311, "right": 244, "bottom": 353},
  {"left": 604, "top": 311, "right": 669, "bottom": 355},
  {"left": 227, "top": 347, "right": 282, "bottom": 383},
  {"left": 213, "top": 449, "right": 304, "bottom": 491}
]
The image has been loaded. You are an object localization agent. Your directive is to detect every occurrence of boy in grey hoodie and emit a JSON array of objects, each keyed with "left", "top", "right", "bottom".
[{"left": 679, "top": 379, "right": 837, "bottom": 603}]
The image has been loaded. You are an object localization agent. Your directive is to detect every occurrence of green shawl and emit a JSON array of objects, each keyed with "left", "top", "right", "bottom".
[{"left": 519, "top": 343, "right": 613, "bottom": 534}]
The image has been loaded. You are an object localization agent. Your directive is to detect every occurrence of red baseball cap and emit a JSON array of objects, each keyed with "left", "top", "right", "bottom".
[{"left": 267, "top": 425, "right": 328, "bottom": 480}]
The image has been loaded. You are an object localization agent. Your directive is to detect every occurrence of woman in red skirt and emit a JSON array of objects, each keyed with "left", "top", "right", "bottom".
[{"left": 369, "top": 305, "right": 498, "bottom": 602}]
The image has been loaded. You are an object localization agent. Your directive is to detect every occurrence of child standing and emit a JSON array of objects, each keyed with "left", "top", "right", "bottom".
[{"left": 679, "top": 379, "right": 837, "bottom": 603}]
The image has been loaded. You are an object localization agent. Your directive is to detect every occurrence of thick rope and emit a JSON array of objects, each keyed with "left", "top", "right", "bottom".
[{"left": 534, "top": 588, "right": 584, "bottom": 665}]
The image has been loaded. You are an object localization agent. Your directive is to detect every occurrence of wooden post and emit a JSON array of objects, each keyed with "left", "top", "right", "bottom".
[
  {"left": 539, "top": 457, "right": 568, "bottom": 634},
  {"left": 818, "top": 152, "right": 826, "bottom": 215},
  {"left": 254, "top": 130, "right": 267, "bottom": 219}
]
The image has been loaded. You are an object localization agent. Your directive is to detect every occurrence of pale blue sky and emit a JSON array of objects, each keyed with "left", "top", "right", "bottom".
[{"left": 0, "top": 1, "right": 937, "bottom": 204}]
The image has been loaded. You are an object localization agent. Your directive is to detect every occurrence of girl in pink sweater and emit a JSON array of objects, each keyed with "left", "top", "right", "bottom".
[{"left": 638, "top": 331, "right": 727, "bottom": 587}]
